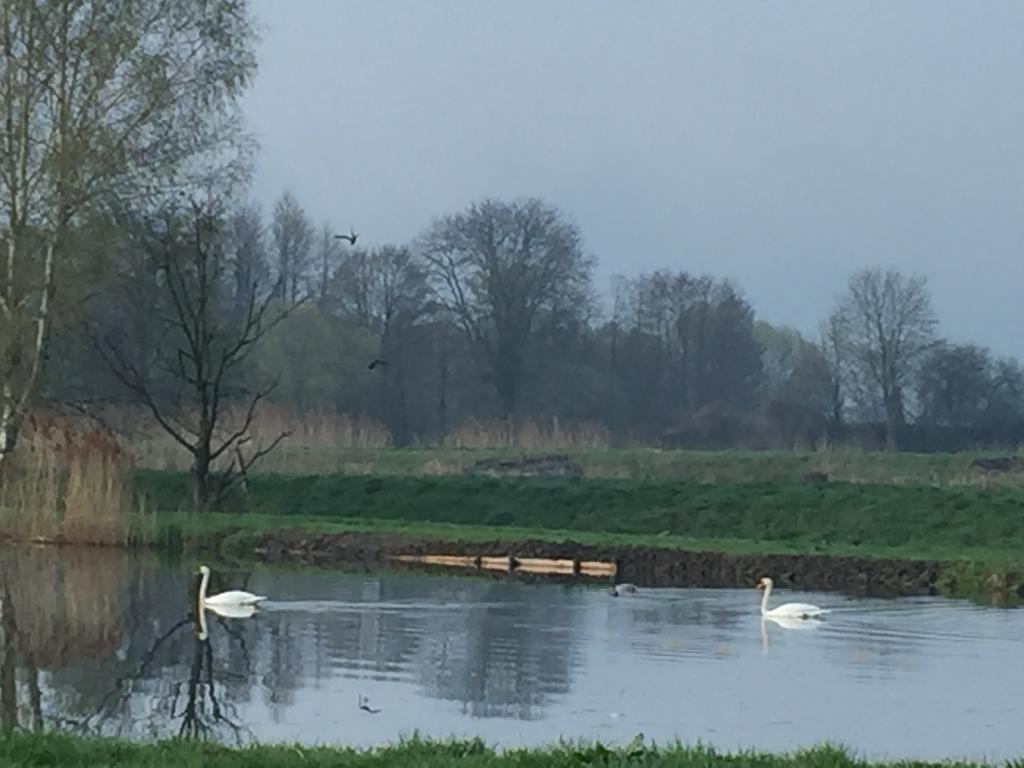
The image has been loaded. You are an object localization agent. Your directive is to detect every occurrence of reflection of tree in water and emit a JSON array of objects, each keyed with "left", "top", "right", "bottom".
[
  {"left": 0, "top": 545, "right": 132, "bottom": 733},
  {"left": 248, "top": 574, "right": 583, "bottom": 722},
  {"left": 412, "top": 581, "right": 581, "bottom": 720},
  {"left": 0, "top": 553, "right": 588, "bottom": 737},
  {"left": 0, "top": 548, "right": 271, "bottom": 742}
]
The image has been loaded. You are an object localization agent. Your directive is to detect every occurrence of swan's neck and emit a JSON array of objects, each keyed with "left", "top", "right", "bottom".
[
  {"left": 760, "top": 583, "right": 772, "bottom": 615},
  {"left": 197, "top": 608, "right": 208, "bottom": 641},
  {"left": 198, "top": 570, "right": 210, "bottom": 605}
]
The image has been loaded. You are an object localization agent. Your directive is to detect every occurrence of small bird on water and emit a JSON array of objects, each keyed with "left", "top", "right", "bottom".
[
  {"left": 335, "top": 227, "right": 359, "bottom": 245},
  {"left": 358, "top": 694, "right": 381, "bottom": 714},
  {"left": 610, "top": 583, "right": 637, "bottom": 597}
]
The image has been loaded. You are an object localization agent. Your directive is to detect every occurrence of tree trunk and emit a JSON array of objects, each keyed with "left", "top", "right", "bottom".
[
  {"left": 0, "top": 594, "right": 17, "bottom": 732},
  {"left": 884, "top": 399, "right": 902, "bottom": 451},
  {"left": 0, "top": 240, "right": 56, "bottom": 476},
  {"left": 191, "top": 450, "right": 212, "bottom": 511}
]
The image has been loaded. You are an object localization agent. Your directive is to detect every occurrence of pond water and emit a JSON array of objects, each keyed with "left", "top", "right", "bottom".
[{"left": 0, "top": 546, "right": 1022, "bottom": 760}]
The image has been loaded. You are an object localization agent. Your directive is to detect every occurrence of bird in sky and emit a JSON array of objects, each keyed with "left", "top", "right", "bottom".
[
  {"left": 368, "top": 359, "right": 388, "bottom": 370},
  {"left": 335, "top": 227, "right": 358, "bottom": 245}
]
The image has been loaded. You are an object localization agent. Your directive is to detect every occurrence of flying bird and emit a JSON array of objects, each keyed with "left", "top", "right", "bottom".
[
  {"left": 368, "top": 359, "right": 388, "bottom": 370},
  {"left": 335, "top": 227, "right": 358, "bottom": 245}
]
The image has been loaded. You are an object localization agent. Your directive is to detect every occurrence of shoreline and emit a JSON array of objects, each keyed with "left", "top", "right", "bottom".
[{"left": 245, "top": 529, "right": 970, "bottom": 599}]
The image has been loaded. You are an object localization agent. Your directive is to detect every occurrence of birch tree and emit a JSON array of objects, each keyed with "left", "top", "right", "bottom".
[{"left": 0, "top": 0, "right": 256, "bottom": 468}]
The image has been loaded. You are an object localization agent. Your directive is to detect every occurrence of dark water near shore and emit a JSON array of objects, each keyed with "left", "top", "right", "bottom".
[{"left": 0, "top": 546, "right": 1021, "bottom": 760}]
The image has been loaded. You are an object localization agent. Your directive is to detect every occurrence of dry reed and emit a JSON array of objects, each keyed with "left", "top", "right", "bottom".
[
  {"left": 0, "top": 410, "right": 146, "bottom": 545},
  {"left": 443, "top": 417, "right": 610, "bottom": 450},
  {"left": 98, "top": 403, "right": 392, "bottom": 471}
]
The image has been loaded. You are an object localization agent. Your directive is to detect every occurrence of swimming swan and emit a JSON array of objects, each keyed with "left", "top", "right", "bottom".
[
  {"left": 195, "top": 601, "right": 259, "bottom": 641},
  {"left": 197, "top": 565, "right": 267, "bottom": 607},
  {"left": 756, "top": 577, "right": 828, "bottom": 619},
  {"left": 205, "top": 602, "right": 260, "bottom": 619}
]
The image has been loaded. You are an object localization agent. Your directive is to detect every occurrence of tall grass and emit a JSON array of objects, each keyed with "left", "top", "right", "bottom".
[
  {"left": 33, "top": 404, "right": 1024, "bottom": 487},
  {"left": 442, "top": 417, "right": 611, "bottom": 450},
  {"left": 99, "top": 404, "right": 392, "bottom": 471},
  {"left": 0, "top": 411, "right": 148, "bottom": 545}
]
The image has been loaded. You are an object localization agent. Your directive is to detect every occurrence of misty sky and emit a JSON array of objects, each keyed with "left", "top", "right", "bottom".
[{"left": 243, "top": 1, "right": 1024, "bottom": 360}]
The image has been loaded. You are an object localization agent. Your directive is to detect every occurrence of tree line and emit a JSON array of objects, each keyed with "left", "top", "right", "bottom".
[
  {"left": 55, "top": 191, "right": 1024, "bottom": 457},
  {"left": 2, "top": 1, "right": 1022, "bottom": 509}
]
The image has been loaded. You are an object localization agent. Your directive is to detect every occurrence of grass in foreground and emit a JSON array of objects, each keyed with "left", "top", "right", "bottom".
[
  {"left": 0, "top": 733, "right": 1002, "bottom": 768},
  {"left": 141, "top": 471, "right": 1024, "bottom": 564}
]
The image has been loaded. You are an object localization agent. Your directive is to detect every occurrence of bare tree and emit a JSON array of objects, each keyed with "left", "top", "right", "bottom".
[
  {"left": 314, "top": 223, "right": 342, "bottom": 309},
  {"left": 0, "top": 0, "right": 256, "bottom": 470},
  {"left": 327, "top": 244, "right": 429, "bottom": 438},
  {"left": 95, "top": 200, "right": 294, "bottom": 510},
  {"left": 819, "top": 307, "right": 849, "bottom": 427},
  {"left": 422, "top": 198, "right": 594, "bottom": 418},
  {"left": 227, "top": 203, "right": 269, "bottom": 324},
  {"left": 271, "top": 192, "right": 313, "bottom": 304},
  {"left": 839, "top": 268, "right": 937, "bottom": 449}
]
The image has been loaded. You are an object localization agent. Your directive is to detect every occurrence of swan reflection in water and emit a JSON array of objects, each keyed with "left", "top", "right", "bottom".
[
  {"left": 63, "top": 571, "right": 264, "bottom": 742},
  {"left": 760, "top": 614, "right": 823, "bottom": 650},
  {"left": 180, "top": 599, "right": 261, "bottom": 738}
]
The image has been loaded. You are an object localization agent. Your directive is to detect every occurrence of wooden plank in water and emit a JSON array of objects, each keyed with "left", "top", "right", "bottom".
[
  {"left": 515, "top": 557, "right": 577, "bottom": 574},
  {"left": 393, "top": 552, "right": 618, "bottom": 578},
  {"left": 478, "top": 556, "right": 514, "bottom": 571},
  {"left": 394, "top": 554, "right": 477, "bottom": 568},
  {"left": 578, "top": 561, "right": 617, "bottom": 577}
]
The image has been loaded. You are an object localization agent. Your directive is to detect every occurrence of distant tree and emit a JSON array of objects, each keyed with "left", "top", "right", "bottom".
[
  {"left": 917, "top": 343, "right": 993, "bottom": 428},
  {"left": 227, "top": 203, "right": 269, "bottom": 324},
  {"left": 917, "top": 344, "right": 1024, "bottom": 443},
  {"left": 837, "top": 268, "right": 937, "bottom": 449},
  {"left": 0, "top": 0, "right": 256, "bottom": 469},
  {"left": 754, "top": 322, "right": 806, "bottom": 397},
  {"left": 328, "top": 245, "right": 431, "bottom": 441},
  {"left": 251, "top": 305, "right": 377, "bottom": 414},
  {"left": 704, "top": 281, "right": 763, "bottom": 407},
  {"left": 988, "top": 358, "right": 1024, "bottom": 425},
  {"left": 613, "top": 271, "right": 762, "bottom": 441},
  {"left": 819, "top": 308, "right": 850, "bottom": 427},
  {"left": 314, "top": 224, "right": 342, "bottom": 309},
  {"left": 95, "top": 200, "right": 293, "bottom": 510},
  {"left": 422, "top": 198, "right": 593, "bottom": 418},
  {"left": 271, "top": 192, "right": 313, "bottom": 303},
  {"left": 756, "top": 321, "right": 833, "bottom": 423}
]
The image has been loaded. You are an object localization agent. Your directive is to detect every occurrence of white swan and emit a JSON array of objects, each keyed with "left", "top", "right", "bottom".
[
  {"left": 205, "top": 602, "right": 260, "bottom": 619},
  {"left": 756, "top": 577, "right": 828, "bottom": 619},
  {"left": 197, "top": 565, "right": 267, "bottom": 607},
  {"left": 195, "top": 602, "right": 259, "bottom": 641}
]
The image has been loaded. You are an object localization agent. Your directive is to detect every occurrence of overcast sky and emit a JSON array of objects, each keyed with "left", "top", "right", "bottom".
[{"left": 243, "top": 1, "right": 1024, "bottom": 360}]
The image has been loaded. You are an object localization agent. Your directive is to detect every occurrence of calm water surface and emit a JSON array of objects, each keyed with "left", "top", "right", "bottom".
[{"left": 0, "top": 546, "right": 1022, "bottom": 760}]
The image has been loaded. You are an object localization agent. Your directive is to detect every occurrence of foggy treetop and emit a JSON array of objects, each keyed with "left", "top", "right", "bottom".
[
  {"left": 2, "top": 0, "right": 1021, "bottom": 458},
  {"left": 243, "top": 0, "right": 1024, "bottom": 363}
]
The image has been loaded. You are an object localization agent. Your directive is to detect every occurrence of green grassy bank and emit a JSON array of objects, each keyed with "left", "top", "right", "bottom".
[
  {"left": 0, "top": 733, "right": 1004, "bottom": 768},
  {"left": 139, "top": 470, "right": 1024, "bottom": 564},
  {"left": 217, "top": 445, "right": 1023, "bottom": 487}
]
